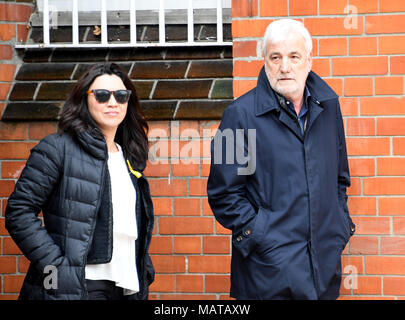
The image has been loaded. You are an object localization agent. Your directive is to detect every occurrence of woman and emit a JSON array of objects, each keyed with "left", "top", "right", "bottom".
[{"left": 5, "top": 62, "right": 155, "bottom": 300}]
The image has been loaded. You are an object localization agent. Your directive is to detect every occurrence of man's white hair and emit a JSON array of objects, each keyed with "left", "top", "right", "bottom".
[{"left": 263, "top": 19, "right": 313, "bottom": 57}]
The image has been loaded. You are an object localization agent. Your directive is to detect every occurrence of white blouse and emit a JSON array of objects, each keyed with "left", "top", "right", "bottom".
[{"left": 85, "top": 143, "right": 139, "bottom": 295}]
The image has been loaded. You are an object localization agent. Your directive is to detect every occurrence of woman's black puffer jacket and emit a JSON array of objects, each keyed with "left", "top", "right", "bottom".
[{"left": 5, "top": 129, "right": 155, "bottom": 300}]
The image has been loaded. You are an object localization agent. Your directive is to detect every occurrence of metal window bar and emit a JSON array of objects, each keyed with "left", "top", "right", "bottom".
[{"left": 16, "top": 0, "right": 232, "bottom": 48}]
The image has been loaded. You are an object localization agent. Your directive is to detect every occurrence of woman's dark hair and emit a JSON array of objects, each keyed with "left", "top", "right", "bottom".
[{"left": 58, "top": 62, "right": 149, "bottom": 169}]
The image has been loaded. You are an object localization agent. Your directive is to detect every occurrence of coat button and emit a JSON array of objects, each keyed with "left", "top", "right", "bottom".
[
  {"left": 236, "top": 235, "right": 243, "bottom": 242},
  {"left": 244, "top": 229, "right": 251, "bottom": 236}
]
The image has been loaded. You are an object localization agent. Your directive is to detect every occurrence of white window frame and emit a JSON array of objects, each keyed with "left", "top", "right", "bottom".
[{"left": 16, "top": 0, "right": 232, "bottom": 48}]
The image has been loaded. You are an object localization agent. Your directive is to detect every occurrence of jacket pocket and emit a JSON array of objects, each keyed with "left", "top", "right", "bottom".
[{"left": 232, "top": 206, "right": 269, "bottom": 258}]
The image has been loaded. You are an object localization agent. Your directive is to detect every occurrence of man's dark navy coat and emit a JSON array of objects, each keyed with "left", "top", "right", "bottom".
[{"left": 207, "top": 67, "right": 355, "bottom": 300}]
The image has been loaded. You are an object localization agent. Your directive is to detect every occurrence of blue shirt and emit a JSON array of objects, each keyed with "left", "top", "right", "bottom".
[{"left": 286, "top": 87, "right": 311, "bottom": 136}]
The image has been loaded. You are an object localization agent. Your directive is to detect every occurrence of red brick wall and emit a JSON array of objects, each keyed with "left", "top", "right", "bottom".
[
  {"left": 233, "top": 0, "right": 405, "bottom": 299},
  {"left": 2, "top": 0, "right": 405, "bottom": 300}
]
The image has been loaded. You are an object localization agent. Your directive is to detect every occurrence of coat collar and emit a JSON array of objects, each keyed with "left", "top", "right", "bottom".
[
  {"left": 254, "top": 66, "right": 338, "bottom": 117},
  {"left": 76, "top": 128, "right": 108, "bottom": 160}
]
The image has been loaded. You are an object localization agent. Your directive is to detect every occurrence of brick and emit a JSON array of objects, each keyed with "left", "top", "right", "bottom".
[
  {"left": 36, "top": 82, "right": 75, "bottom": 101},
  {"left": 332, "top": 57, "right": 388, "bottom": 76},
  {"left": 189, "top": 178, "right": 208, "bottom": 196},
  {"left": 0, "top": 44, "right": 12, "bottom": 60},
  {"left": 352, "top": 217, "right": 391, "bottom": 235},
  {"left": 319, "top": 0, "right": 347, "bottom": 14},
  {"left": 353, "top": 276, "right": 382, "bottom": 295},
  {"left": 174, "top": 198, "right": 201, "bottom": 216},
  {"left": 131, "top": 61, "right": 188, "bottom": 79},
  {"left": 366, "top": 15, "right": 405, "bottom": 34},
  {"left": 202, "top": 198, "right": 213, "bottom": 216},
  {"left": 0, "top": 256, "right": 16, "bottom": 273},
  {"left": 0, "top": 64, "right": 16, "bottom": 81},
  {"left": 365, "top": 257, "right": 405, "bottom": 275},
  {"left": 2, "top": 237, "right": 22, "bottom": 255},
  {"left": 319, "top": 38, "right": 347, "bottom": 56},
  {"left": 176, "top": 275, "right": 204, "bottom": 293},
  {"left": 149, "top": 236, "right": 172, "bottom": 254},
  {"left": 233, "top": 80, "right": 257, "bottom": 98},
  {"left": 379, "top": 36, "right": 405, "bottom": 55},
  {"left": 142, "top": 101, "right": 177, "bottom": 121},
  {"left": 339, "top": 98, "right": 358, "bottom": 116},
  {"left": 15, "top": 63, "right": 75, "bottom": 81},
  {"left": 381, "top": 237, "right": 405, "bottom": 255},
  {"left": 0, "top": 180, "right": 15, "bottom": 197},
  {"left": 305, "top": 17, "right": 363, "bottom": 36},
  {"left": 349, "top": 236, "right": 379, "bottom": 254},
  {"left": 211, "top": 80, "right": 233, "bottom": 99},
  {"left": 232, "top": 0, "right": 255, "bottom": 17},
  {"left": 347, "top": 177, "right": 361, "bottom": 196},
  {"left": 383, "top": 277, "right": 405, "bottom": 295},
  {"left": 346, "top": 118, "right": 375, "bottom": 136},
  {"left": 203, "top": 236, "right": 230, "bottom": 254},
  {"left": 0, "top": 83, "right": 11, "bottom": 100},
  {"left": 2, "top": 103, "right": 61, "bottom": 121},
  {"left": 175, "top": 101, "right": 229, "bottom": 121},
  {"left": 205, "top": 275, "right": 230, "bottom": 293},
  {"left": 1, "top": 161, "right": 25, "bottom": 179},
  {"left": 153, "top": 80, "right": 212, "bottom": 99},
  {"left": 159, "top": 217, "right": 213, "bottom": 235},
  {"left": 348, "top": 158, "right": 375, "bottom": 177},
  {"left": 379, "top": 197, "right": 405, "bottom": 216},
  {"left": 377, "top": 158, "right": 405, "bottom": 176},
  {"left": 349, "top": 37, "right": 377, "bottom": 56},
  {"left": 3, "top": 275, "right": 24, "bottom": 293},
  {"left": 289, "top": 0, "right": 317, "bottom": 15},
  {"left": 215, "top": 220, "right": 232, "bottom": 235},
  {"left": 393, "top": 217, "right": 405, "bottom": 234},
  {"left": 233, "top": 41, "right": 258, "bottom": 58},
  {"left": 377, "top": 118, "right": 405, "bottom": 136},
  {"left": 232, "top": 19, "right": 272, "bottom": 38},
  {"left": 311, "top": 58, "right": 330, "bottom": 77},
  {"left": 364, "top": 177, "right": 405, "bottom": 195},
  {"left": 0, "top": 3, "right": 32, "bottom": 22},
  {"left": 375, "top": 77, "right": 403, "bottom": 95},
  {"left": 148, "top": 179, "right": 187, "bottom": 197},
  {"left": 324, "top": 78, "right": 343, "bottom": 96},
  {"left": 260, "top": 0, "right": 288, "bottom": 16},
  {"left": 172, "top": 163, "right": 199, "bottom": 177},
  {"left": 188, "top": 256, "right": 231, "bottom": 273},
  {"left": 152, "top": 198, "right": 172, "bottom": 216},
  {"left": 0, "top": 122, "right": 27, "bottom": 140},
  {"left": 143, "top": 162, "right": 170, "bottom": 177},
  {"left": 348, "top": 196, "right": 376, "bottom": 215},
  {"left": 18, "top": 256, "right": 29, "bottom": 273},
  {"left": 9, "top": 83, "right": 37, "bottom": 101},
  {"left": 173, "top": 236, "right": 201, "bottom": 254},
  {"left": 394, "top": 138, "right": 405, "bottom": 155},
  {"left": 349, "top": 0, "right": 379, "bottom": 13},
  {"left": 380, "top": 0, "right": 405, "bottom": 12},
  {"left": 28, "top": 122, "right": 57, "bottom": 140},
  {"left": 390, "top": 56, "right": 405, "bottom": 75},
  {"left": 0, "top": 23, "right": 16, "bottom": 41},
  {"left": 149, "top": 274, "right": 175, "bottom": 292},
  {"left": 17, "top": 24, "right": 29, "bottom": 42},
  {"left": 188, "top": 60, "right": 232, "bottom": 78},
  {"left": 150, "top": 255, "right": 185, "bottom": 273},
  {"left": 360, "top": 97, "right": 405, "bottom": 116},
  {"left": 233, "top": 60, "right": 264, "bottom": 78},
  {"left": 346, "top": 137, "right": 390, "bottom": 156},
  {"left": 344, "top": 78, "right": 373, "bottom": 96}
]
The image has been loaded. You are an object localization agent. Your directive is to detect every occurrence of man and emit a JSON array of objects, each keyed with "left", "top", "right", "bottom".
[{"left": 207, "top": 19, "right": 355, "bottom": 300}]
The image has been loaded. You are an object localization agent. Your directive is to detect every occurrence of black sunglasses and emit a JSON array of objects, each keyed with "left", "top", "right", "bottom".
[{"left": 87, "top": 89, "right": 132, "bottom": 104}]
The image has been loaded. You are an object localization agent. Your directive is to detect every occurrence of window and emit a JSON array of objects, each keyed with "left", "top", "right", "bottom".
[{"left": 17, "top": 0, "right": 232, "bottom": 48}]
